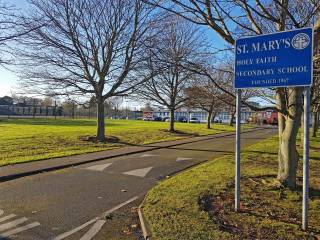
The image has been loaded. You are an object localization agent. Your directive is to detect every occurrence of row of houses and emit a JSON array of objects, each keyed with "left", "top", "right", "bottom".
[{"left": 143, "top": 108, "right": 279, "bottom": 124}]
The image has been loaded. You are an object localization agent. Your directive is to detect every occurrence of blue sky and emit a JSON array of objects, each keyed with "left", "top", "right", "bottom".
[
  {"left": 0, "top": 0, "right": 226, "bottom": 98},
  {"left": 0, "top": 0, "right": 29, "bottom": 96}
]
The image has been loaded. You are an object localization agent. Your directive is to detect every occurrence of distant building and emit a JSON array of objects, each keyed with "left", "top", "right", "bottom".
[
  {"left": 146, "top": 107, "right": 255, "bottom": 123},
  {"left": 139, "top": 100, "right": 282, "bottom": 124}
]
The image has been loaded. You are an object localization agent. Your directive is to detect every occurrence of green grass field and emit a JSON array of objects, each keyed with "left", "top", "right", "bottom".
[
  {"left": 0, "top": 118, "right": 240, "bottom": 166},
  {"left": 143, "top": 134, "right": 320, "bottom": 239}
]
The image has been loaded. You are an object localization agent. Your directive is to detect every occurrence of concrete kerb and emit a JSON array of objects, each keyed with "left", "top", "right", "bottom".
[
  {"left": 0, "top": 127, "right": 266, "bottom": 183},
  {"left": 137, "top": 158, "right": 214, "bottom": 240},
  {"left": 138, "top": 195, "right": 152, "bottom": 240}
]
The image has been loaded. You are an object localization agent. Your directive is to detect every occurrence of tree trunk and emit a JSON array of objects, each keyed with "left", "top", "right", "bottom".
[
  {"left": 96, "top": 99, "right": 106, "bottom": 142},
  {"left": 212, "top": 113, "right": 217, "bottom": 127},
  {"left": 277, "top": 87, "right": 303, "bottom": 189},
  {"left": 207, "top": 111, "right": 212, "bottom": 129},
  {"left": 169, "top": 108, "right": 175, "bottom": 132},
  {"left": 316, "top": 111, "right": 319, "bottom": 132},
  {"left": 229, "top": 109, "right": 236, "bottom": 126},
  {"left": 312, "top": 111, "right": 318, "bottom": 137},
  {"left": 301, "top": 109, "right": 304, "bottom": 146}
]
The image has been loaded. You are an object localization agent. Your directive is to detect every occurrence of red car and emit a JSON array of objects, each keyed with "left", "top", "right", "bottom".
[{"left": 263, "top": 111, "right": 278, "bottom": 125}]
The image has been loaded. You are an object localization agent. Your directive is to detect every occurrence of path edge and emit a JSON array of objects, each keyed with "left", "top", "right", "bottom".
[{"left": 138, "top": 195, "right": 152, "bottom": 240}]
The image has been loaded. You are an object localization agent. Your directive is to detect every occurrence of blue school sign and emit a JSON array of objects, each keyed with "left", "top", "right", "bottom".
[{"left": 234, "top": 28, "right": 313, "bottom": 89}]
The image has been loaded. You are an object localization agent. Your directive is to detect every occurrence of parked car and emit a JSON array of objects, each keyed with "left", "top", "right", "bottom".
[
  {"left": 153, "top": 116, "right": 163, "bottom": 121},
  {"left": 178, "top": 116, "right": 188, "bottom": 122},
  {"left": 143, "top": 117, "right": 154, "bottom": 121},
  {"left": 165, "top": 117, "right": 172, "bottom": 122},
  {"left": 232, "top": 119, "right": 246, "bottom": 124},
  {"left": 136, "top": 117, "right": 143, "bottom": 120},
  {"left": 162, "top": 117, "right": 170, "bottom": 122},
  {"left": 213, "top": 117, "right": 222, "bottom": 123},
  {"left": 189, "top": 117, "right": 200, "bottom": 123}
]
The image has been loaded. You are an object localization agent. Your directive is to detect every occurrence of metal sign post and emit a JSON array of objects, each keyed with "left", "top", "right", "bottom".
[
  {"left": 235, "top": 89, "right": 241, "bottom": 212},
  {"left": 302, "top": 87, "right": 310, "bottom": 230},
  {"left": 234, "top": 27, "right": 313, "bottom": 229}
]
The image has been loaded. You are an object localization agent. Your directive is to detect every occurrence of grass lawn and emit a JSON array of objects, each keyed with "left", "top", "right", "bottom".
[
  {"left": 0, "top": 118, "right": 242, "bottom": 166},
  {"left": 143, "top": 133, "right": 320, "bottom": 239}
]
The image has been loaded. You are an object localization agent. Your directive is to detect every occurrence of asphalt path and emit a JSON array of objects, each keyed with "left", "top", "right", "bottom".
[{"left": 0, "top": 127, "right": 277, "bottom": 240}]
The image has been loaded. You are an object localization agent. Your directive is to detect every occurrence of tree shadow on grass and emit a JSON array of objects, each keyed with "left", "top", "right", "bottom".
[
  {"left": 166, "top": 147, "right": 234, "bottom": 154},
  {"left": 245, "top": 150, "right": 278, "bottom": 155},
  {"left": 210, "top": 128, "right": 234, "bottom": 132},
  {"left": 0, "top": 118, "right": 121, "bottom": 127},
  {"left": 310, "top": 146, "right": 320, "bottom": 150},
  {"left": 241, "top": 210, "right": 320, "bottom": 235},
  {"left": 292, "top": 184, "right": 320, "bottom": 198},
  {"left": 309, "top": 137, "right": 320, "bottom": 143},
  {"left": 241, "top": 137, "right": 271, "bottom": 140},
  {"left": 310, "top": 156, "right": 320, "bottom": 161}
]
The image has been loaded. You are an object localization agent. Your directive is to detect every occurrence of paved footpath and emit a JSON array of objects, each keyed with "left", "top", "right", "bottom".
[{"left": 0, "top": 127, "right": 276, "bottom": 240}]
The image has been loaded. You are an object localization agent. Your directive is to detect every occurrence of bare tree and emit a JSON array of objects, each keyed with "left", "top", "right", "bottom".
[
  {"left": 0, "top": 1, "right": 20, "bottom": 64},
  {"left": 147, "top": 0, "right": 320, "bottom": 188},
  {"left": 41, "top": 96, "right": 53, "bottom": 107},
  {"left": 0, "top": 1, "right": 10, "bottom": 60},
  {"left": 0, "top": 1, "right": 41, "bottom": 64},
  {"left": 106, "top": 96, "right": 123, "bottom": 119},
  {"left": 16, "top": 0, "right": 155, "bottom": 142},
  {"left": 140, "top": 102, "right": 154, "bottom": 112},
  {"left": 136, "top": 16, "right": 206, "bottom": 132},
  {"left": 62, "top": 100, "right": 76, "bottom": 118},
  {"left": 188, "top": 62, "right": 258, "bottom": 126},
  {"left": 185, "top": 76, "right": 225, "bottom": 129}
]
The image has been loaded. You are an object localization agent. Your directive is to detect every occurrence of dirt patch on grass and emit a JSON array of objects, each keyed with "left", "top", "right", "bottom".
[
  {"left": 198, "top": 176, "right": 320, "bottom": 239},
  {"left": 78, "top": 135, "right": 120, "bottom": 143}
]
